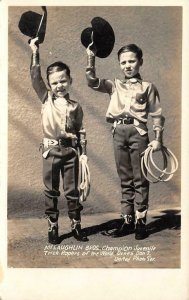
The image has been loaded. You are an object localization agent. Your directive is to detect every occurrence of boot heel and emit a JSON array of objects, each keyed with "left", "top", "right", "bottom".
[
  {"left": 46, "top": 216, "right": 59, "bottom": 244},
  {"left": 135, "top": 222, "right": 148, "bottom": 240},
  {"left": 71, "top": 219, "right": 88, "bottom": 242},
  {"left": 135, "top": 210, "right": 148, "bottom": 240},
  {"left": 110, "top": 214, "right": 135, "bottom": 237}
]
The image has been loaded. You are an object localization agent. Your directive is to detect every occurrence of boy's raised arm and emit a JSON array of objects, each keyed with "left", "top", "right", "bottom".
[
  {"left": 85, "top": 43, "right": 113, "bottom": 94},
  {"left": 29, "top": 37, "right": 48, "bottom": 103}
]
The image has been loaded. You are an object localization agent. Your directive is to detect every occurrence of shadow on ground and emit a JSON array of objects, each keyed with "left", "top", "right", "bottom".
[
  {"left": 59, "top": 218, "right": 121, "bottom": 243},
  {"left": 59, "top": 209, "right": 181, "bottom": 242},
  {"left": 147, "top": 209, "right": 181, "bottom": 234}
]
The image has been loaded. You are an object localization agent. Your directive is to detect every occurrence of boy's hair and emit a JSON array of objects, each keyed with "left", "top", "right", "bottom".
[
  {"left": 47, "top": 61, "right": 71, "bottom": 85},
  {"left": 117, "top": 44, "right": 143, "bottom": 60}
]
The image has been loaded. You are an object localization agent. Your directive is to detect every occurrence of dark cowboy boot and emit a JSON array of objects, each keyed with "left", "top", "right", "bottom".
[
  {"left": 110, "top": 214, "right": 135, "bottom": 237},
  {"left": 47, "top": 217, "right": 59, "bottom": 244},
  {"left": 135, "top": 210, "right": 148, "bottom": 240},
  {"left": 71, "top": 219, "right": 88, "bottom": 242}
]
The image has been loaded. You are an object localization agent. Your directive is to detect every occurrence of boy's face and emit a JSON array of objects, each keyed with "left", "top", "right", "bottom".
[
  {"left": 119, "top": 51, "right": 143, "bottom": 78},
  {"left": 48, "top": 70, "right": 71, "bottom": 98}
]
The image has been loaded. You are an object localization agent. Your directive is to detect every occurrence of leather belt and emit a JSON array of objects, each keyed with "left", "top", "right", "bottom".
[
  {"left": 43, "top": 137, "right": 77, "bottom": 148},
  {"left": 117, "top": 117, "right": 134, "bottom": 125},
  {"left": 43, "top": 138, "right": 58, "bottom": 148}
]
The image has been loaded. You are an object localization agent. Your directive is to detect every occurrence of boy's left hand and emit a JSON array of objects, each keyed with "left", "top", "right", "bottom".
[{"left": 148, "top": 140, "right": 162, "bottom": 152}]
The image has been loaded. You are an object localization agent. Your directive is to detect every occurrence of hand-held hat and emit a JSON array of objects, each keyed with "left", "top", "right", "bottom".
[
  {"left": 81, "top": 17, "right": 115, "bottom": 58},
  {"left": 18, "top": 6, "right": 47, "bottom": 44}
]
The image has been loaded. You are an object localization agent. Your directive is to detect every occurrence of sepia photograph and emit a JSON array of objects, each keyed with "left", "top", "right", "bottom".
[
  {"left": 8, "top": 4, "right": 181, "bottom": 269},
  {"left": 0, "top": 1, "right": 189, "bottom": 299}
]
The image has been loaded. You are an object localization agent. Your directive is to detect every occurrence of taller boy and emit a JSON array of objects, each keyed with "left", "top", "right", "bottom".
[{"left": 86, "top": 43, "right": 164, "bottom": 239}]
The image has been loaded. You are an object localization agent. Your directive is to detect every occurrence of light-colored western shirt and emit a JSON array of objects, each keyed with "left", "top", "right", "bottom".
[
  {"left": 30, "top": 64, "right": 83, "bottom": 140},
  {"left": 86, "top": 67, "right": 164, "bottom": 135}
]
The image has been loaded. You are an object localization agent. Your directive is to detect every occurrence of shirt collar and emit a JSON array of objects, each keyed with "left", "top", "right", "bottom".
[
  {"left": 52, "top": 92, "right": 70, "bottom": 101},
  {"left": 123, "top": 73, "right": 142, "bottom": 84}
]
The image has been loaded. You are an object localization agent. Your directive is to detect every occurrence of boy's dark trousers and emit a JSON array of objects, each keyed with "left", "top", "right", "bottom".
[
  {"left": 113, "top": 124, "right": 149, "bottom": 216},
  {"left": 43, "top": 152, "right": 83, "bottom": 221}
]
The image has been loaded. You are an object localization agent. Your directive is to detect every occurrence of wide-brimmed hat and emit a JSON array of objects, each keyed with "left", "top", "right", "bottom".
[
  {"left": 81, "top": 17, "right": 115, "bottom": 58},
  {"left": 18, "top": 7, "right": 47, "bottom": 44}
]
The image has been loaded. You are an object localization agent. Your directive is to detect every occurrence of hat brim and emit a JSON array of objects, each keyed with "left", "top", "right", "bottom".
[
  {"left": 18, "top": 10, "right": 47, "bottom": 44},
  {"left": 81, "top": 17, "right": 115, "bottom": 58}
]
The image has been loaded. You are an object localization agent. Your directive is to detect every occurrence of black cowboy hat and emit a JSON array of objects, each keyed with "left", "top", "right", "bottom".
[
  {"left": 81, "top": 17, "right": 115, "bottom": 58},
  {"left": 18, "top": 6, "right": 47, "bottom": 44}
]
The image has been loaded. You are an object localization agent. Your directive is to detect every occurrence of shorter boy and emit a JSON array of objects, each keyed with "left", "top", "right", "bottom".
[
  {"left": 29, "top": 37, "right": 88, "bottom": 244},
  {"left": 86, "top": 43, "right": 164, "bottom": 239}
]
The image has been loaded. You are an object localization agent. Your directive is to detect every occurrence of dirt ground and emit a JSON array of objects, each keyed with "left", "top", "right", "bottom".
[{"left": 8, "top": 206, "right": 180, "bottom": 268}]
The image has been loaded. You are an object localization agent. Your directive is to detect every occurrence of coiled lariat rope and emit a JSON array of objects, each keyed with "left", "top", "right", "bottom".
[
  {"left": 141, "top": 145, "right": 178, "bottom": 183},
  {"left": 79, "top": 154, "right": 91, "bottom": 201}
]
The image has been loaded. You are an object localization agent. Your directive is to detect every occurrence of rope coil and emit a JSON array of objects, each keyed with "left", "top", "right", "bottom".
[
  {"left": 141, "top": 145, "right": 178, "bottom": 183},
  {"left": 79, "top": 154, "right": 91, "bottom": 201}
]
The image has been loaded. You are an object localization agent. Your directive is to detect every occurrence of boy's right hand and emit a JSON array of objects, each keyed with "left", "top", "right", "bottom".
[
  {"left": 86, "top": 32, "right": 97, "bottom": 56},
  {"left": 28, "top": 37, "right": 39, "bottom": 53}
]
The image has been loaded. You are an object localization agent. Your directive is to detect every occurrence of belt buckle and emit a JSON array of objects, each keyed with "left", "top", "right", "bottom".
[
  {"left": 43, "top": 138, "right": 58, "bottom": 149},
  {"left": 117, "top": 117, "right": 133, "bottom": 125},
  {"left": 124, "top": 116, "right": 133, "bottom": 124},
  {"left": 49, "top": 139, "right": 58, "bottom": 146}
]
